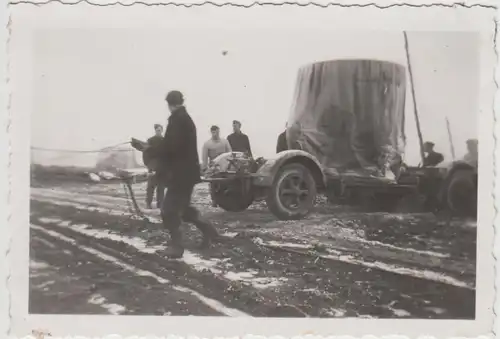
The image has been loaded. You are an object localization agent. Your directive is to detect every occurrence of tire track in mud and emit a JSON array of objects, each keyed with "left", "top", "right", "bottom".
[
  {"left": 30, "top": 196, "right": 475, "bottom": 289},
  {"left": 31, "top": 207, "right": 475, "bottom": 319},
  {"left": 30, "top": 182, "right": 477, "bottom": 318},
  {"left": 31, "top": 224, "right": 250, "bottom": 317},
  {"left": 31, "top": 220, "right": 319, "bottom": 317},
  {"left": 30, "top": 233, "right": 217, "bottom": 316},
  {"left": 31, "top": 184, "right": 477, "bottom": 259}
]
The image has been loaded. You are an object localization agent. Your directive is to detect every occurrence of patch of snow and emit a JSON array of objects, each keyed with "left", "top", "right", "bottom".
[
  {"left": 31, "top": 224, "right": 250, "bottom": 317},
  {"left": 88, "top": 294, "right": 127, "bottom": 315},
  {"left": 324, "top": 308, "right": 346, "bottom": 317},
  {"left": 68, "top": 223, "right": 165, "bottom": 254},
  {"left": 33, "top": 236, "right": 57, "bottom": 249},
  {"left": 252, "top": 237, "right": 311, "bottom": 250},
  {"left": 387, "top": 307, "right": 411, "bottom": 317},
  {"left": 37, "top": 217, "right": 63, "bottom": 224},
  {"left": 36, "top": 280, "right": 55, "bottom": 289},
  {"left": 222, "top": 232, "right": 238, "bottom": 238},
  {"left": 352, "top": 237, "right": 450, "bottom": 259},
  {"left": 322, "top": 252, "right": 473, "bottom": 289},
  {"left": 33, "top": 194, "right": 162, "bottom": 224},
  {"left": 181, "top": 252, "right": 223, "bottom": 274},
  {"left": 358, "top": 314, "right": 375, "bottom": 319},
  {"left": 253, "top": 238, "right": 473, "bottom": 289},
  {"left": 425, "top": 307, "right": 446, "bottom": 315},
  {"left": 266, "top": 240, "right": 312, "bottom": 249},
  {"left": 49, "top": 219, "right": 232, "bottom": 277},
  {"left": 29, "top": 260, "right": 50, "bottom": 270},
  {"left": 98, "top": 171, "right": 116, "bottom": 180},
  {"left": 224, "top": 270, "right": 287, "bottom": 289},
  {"left": 88, "top": 173, "right": 101, "bottom": 182}
]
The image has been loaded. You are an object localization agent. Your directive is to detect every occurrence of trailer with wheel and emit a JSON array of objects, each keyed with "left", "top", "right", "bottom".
[{"left": 203, "top": 58, "right": 477, "bottom": 220}]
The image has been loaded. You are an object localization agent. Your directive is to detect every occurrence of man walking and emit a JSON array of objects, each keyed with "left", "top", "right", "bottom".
[
  {"left": 149, "top": 90, "right": 221, "bottom": 259},
  {"left": 227, "top": 120, "right": 252, "bottom": 157},
  {"left": 145, "top": 124, "right": 165, "bottom": 209}
]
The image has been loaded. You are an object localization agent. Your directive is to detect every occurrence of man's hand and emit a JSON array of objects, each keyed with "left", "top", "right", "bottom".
[{"left": 131, "top": 138, "right": 149, "bottom": 152}]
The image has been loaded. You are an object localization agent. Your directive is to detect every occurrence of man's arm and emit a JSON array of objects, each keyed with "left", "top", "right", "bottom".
[{"left": 227, "top": 134, "right": 234, "bottom": 150}]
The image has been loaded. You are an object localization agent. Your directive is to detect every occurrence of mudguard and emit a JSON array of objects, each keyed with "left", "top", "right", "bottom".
[
  {"left": 253, "top": 150, "right": 326, "bottom": 188},
  {"left": 436, "top": 160, "right": 477, "bottom": 205}
]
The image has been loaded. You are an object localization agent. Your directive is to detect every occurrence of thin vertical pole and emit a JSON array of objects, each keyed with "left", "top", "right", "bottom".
[
  {"left": 446, "top": 117, "right": 456, "bottom": 160},
  {"left": 403, "top": 31, "right": 426, "bottom": 165}
]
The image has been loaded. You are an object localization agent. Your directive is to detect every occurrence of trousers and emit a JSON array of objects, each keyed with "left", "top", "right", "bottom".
[
  {"left": 161, "top": 182, "right": 217, "bottom": 247},
  {"left": 146, "top": 173, "right": 165, "bottom": 208}
]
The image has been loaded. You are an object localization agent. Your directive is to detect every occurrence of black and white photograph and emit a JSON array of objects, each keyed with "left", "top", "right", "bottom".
[{"left": 7, "top": 3, "right": 496, "bottom": 338}]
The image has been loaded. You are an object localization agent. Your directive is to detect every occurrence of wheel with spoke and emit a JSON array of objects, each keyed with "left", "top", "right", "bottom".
[
  {"left": 210, "top": 177, "right": 254, "bottom": 212},
  {"left": 266, "top": 163, "right": 317, "bottom": 220}
]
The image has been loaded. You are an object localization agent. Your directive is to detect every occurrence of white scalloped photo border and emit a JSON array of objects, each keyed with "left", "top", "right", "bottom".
[{"left": 1, "top": 1, "right": 498, "bottom": 338}]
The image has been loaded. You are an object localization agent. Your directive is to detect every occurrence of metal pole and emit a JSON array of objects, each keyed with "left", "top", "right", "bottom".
[
  {"left": 403, "top": 31, "right": 426, "bottom": 165},
  {"left": 446, "top": 117, "right": 456, "bottom": 160}
]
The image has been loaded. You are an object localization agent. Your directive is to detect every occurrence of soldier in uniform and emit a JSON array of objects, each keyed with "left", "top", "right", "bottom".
[
  {"left": 148, "top": 90, "right": 221, "bottom": 259},
  {"left": 145, "top": 124, "right": 165, "bottom": 209}
]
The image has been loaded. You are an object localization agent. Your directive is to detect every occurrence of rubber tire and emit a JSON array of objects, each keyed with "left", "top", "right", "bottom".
[
  {"left": 210, "top": 180, "right": 254, "bottom": 212},
  {"left": 445, "top": 169, "right": 477, "bottom": 217},
  {"left": 266, "top": 163, "right": 317, "bottom": 220}
]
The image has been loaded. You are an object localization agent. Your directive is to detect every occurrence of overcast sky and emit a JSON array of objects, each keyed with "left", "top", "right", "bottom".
[{"left": 30, "top": 29, "right": 479, "bottom": 168}]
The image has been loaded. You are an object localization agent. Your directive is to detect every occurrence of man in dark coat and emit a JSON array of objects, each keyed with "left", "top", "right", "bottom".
[
  {"left": 227, "top": 120, "right": 252, "bottom": 157},
  {"left": 145, "top": 124, "right": 165, "bottom": 209},
  {"left": 422, "top": 141, "right": 444, "bottom": 167},
  {"left": 149, "top": 90, "right": 220, "bottom": 259}
]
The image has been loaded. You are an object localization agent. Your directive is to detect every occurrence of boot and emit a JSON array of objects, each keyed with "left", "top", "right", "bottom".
[
  {"left": 164, "top": 228, "right": 185, "bottom": 259},
  {"left": 163, "top": 244, "right": 184, "bottom": 259}
]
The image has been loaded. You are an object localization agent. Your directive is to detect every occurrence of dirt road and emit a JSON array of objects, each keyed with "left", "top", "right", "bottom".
[{"left": 29, "top": 179, "right": 477, "bottom": 318}]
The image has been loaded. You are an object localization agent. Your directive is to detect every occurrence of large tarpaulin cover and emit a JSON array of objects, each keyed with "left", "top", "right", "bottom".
[{"left": 287, "top": 59, "right": 407, "bottom": 174}]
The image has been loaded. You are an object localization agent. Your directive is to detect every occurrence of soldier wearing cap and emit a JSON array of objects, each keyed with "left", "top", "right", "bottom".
[
  {"left": 149, "top": 90, "right": 221, "bottom": 259},
  {"left": 463, "top": 139, "right": 478, "bottom": 167},
  {"left": 145, "top": 124, "right": 165, "bottom": 209},
  {"left": 227, "top": 120, "right": 252, "bottom": 157},
  {"left": 422, "top": 141, "right": 444, "bottom": 167}
]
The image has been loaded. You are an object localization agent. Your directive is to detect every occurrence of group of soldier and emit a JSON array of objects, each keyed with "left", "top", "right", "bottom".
[
  {"left": 146, "top": 118, "right": 255, "bottom": 210},
  {"left": 141, "top": 89, "right": 479, "bottom": 259},
  {"left": 422, "top": 139, "right": 478, "bottom": 168}
]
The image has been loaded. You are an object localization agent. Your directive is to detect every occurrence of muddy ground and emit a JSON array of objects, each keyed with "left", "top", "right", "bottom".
[{"left": 30, "top": 177, "right": 476, "bottom": 318}]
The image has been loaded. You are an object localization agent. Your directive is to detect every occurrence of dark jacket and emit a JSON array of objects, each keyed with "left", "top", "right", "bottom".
[
  {"left": 227, "top": 132, "right": 252, "bottom": 157},
  {"left": 149, "top": 106, "right": 201, "bottom": 186},
  {"left": 145, "top": 135, "right": 163, "bottom": 171},
  {"left": 276, "top": 131, "right": 288, "bottom": 153},
  {"left": 423, "top": 151, "right": 444, "bottom": 167}
]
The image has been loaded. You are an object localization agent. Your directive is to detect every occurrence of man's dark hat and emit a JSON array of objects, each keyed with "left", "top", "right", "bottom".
[
  {"left": 424, "top": 141, "right": 435, "bottom": 147},
  {"left": 165, "top": 90, "right": 184, "bottom": 106},
  {"left": 233, "top": 120, "right": 241, "bottom": 125},
  {"left": 154, "top": 124, "right": 162, "bottom": 130}
]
